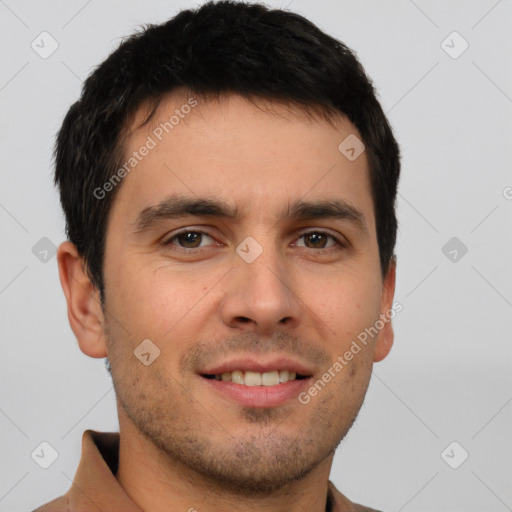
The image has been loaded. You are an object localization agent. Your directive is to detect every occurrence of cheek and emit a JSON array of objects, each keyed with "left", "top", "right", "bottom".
[
  {"left": 309, "top": 271, "right": 382, "bottom": 341},
  {"left": 106, "top": 261, "right": 223, "bottom": 340}
]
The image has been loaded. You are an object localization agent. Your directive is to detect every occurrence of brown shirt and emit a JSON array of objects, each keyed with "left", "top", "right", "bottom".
[{"left": 32, "top": 430, "right": 382, "bottom": 512}]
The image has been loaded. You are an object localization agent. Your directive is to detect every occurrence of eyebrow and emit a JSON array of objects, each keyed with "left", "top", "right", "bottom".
[{"left": 132, "top": 194, "right": 368, "bottom": 235}]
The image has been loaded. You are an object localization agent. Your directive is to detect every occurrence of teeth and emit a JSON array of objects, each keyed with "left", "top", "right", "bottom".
[
  {"left": 211, "top": 370, "right": 299, "bottom": 386},
  {"left": 262, "top": 370, "right": 279, "bottom": 386},
  {"left": 231, "top": 370, "right": 244, "bottom": 384},
  {"left": 244, "top": 371, "right": 262, "bottom": 386}
]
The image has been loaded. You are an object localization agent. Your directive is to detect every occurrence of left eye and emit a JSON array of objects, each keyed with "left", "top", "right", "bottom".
[{"left": 294, "top": 231, "right": 340, "bottom": 249}]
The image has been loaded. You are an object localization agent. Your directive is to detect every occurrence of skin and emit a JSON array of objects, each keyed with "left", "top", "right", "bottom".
[{"left": 58, "top": 90, "right": 396, "bottom": 512}]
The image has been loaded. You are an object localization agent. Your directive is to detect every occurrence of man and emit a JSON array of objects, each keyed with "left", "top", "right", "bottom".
[{"left": 34, "top": 1, "right": 400, "bottom": 510}]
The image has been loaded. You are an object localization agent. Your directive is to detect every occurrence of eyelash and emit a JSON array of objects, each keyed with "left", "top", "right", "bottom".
[{"left": 161, "top": 228, "right": 346, "bottom": 252}]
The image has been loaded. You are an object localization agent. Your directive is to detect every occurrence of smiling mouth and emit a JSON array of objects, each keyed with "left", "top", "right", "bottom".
[{"left": 201, "top": 370, "right": 308, "bottom": 386}]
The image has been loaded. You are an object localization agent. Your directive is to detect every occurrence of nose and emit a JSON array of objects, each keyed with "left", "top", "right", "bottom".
[{"left": 219, "top": 244, "right": 302, "bottom": 334}]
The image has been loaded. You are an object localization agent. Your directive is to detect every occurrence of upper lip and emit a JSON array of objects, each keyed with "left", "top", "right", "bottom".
[{"left": 199, "top": 356, "right": 314, "bottom": 376}]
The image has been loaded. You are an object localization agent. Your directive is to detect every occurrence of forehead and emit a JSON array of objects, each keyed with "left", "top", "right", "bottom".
[{"left": 110, "top": 91, "right": 374, "bottom": 231}]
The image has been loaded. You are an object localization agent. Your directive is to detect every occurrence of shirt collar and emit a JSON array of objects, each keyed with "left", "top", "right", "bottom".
[{"left": 64, "top": 429, "right": 367, "bottom": 512}]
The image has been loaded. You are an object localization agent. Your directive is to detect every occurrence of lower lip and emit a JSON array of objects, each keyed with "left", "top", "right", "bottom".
[{"left": 201, "top": 376, "right": 311, "bottom": 408}]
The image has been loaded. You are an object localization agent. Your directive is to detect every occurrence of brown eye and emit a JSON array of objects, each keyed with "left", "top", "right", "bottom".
[
  {"left": 295, "top": 231, "right": 341, "bottom": 250},
  {"left": 176, "top": 232, "right": 202, "bottom": 248},
  {"left": 304, "top": 232, "right": 328, "bottom": 248},
  {"left": 163, "top": 230, "right": 215, "bottom": 249}
]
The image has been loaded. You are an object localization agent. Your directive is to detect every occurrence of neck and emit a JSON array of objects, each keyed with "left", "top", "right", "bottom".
[{"left": 115, "top": 414, "right": 337, "bottom": 512}]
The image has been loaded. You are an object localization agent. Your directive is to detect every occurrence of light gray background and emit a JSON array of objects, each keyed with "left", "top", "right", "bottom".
[{"left": 1, "top": 1, "right": 511, "bottom": 511}]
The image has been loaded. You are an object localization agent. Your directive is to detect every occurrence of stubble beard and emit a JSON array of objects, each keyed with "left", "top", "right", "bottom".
[
  {"left": 113, "top": 365, "right": 366, "bottom": 497},
  {"left": 105, "top": 322, "right": 370, "bottom": 496}
]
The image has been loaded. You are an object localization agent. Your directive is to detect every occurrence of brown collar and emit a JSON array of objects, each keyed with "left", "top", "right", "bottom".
[{"left": 35, "top": 429, "right": 380, "bottom": 512}]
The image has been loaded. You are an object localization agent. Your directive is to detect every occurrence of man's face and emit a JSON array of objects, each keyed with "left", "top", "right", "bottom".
[{"left": 100, "top": 92, "right": 395, "bottom": 493}]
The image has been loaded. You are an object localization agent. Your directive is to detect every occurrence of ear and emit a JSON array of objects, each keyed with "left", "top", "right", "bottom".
[
  {"left": 57, "top": 241, "right": 108, "bottom": 358},
  {"left": 373, "top": 258, "right": 397, "bottom": 363}
]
